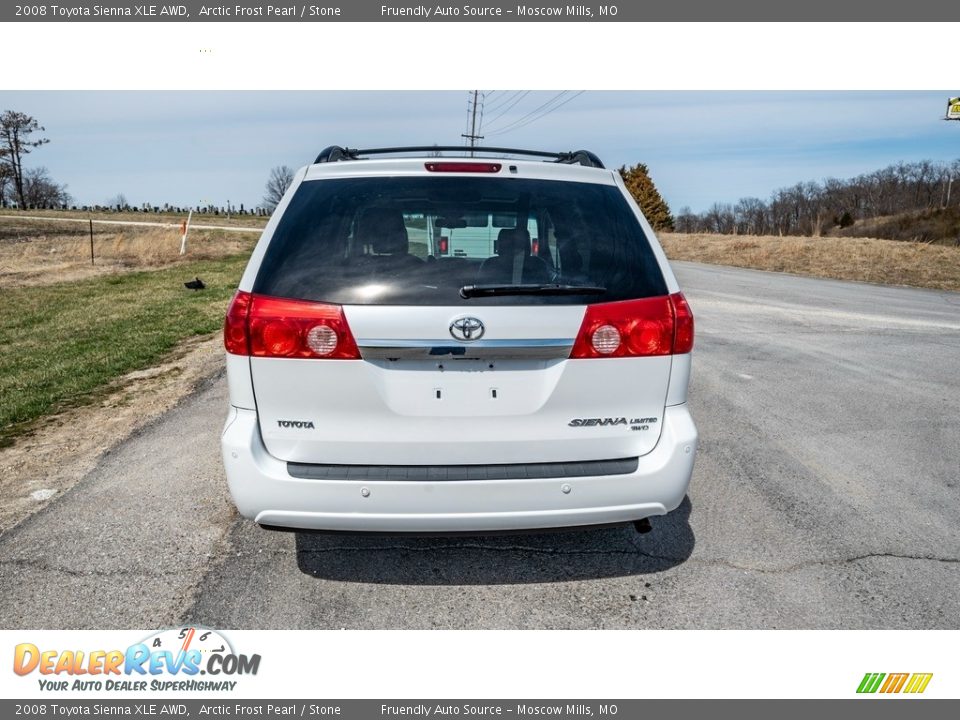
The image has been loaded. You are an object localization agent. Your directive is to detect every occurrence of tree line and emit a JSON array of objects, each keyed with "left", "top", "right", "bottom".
[
  {"left": 675, "top": 158, "right": 960, "bottom": 238},
  {"left": 0, "top": 108, "right": 279, "bottom": 215},
  {"left": 11, "top": 109, "right": 952, "bottom": 241}
]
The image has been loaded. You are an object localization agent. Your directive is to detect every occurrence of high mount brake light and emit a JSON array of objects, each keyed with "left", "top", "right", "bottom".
[
  {"left": 424, "top": 162, "right": 502, "bottom": 173},
  {"left": 223, "top": 291, "right": 361, "bottom": 360},
  {"left": 569, "top": 293, "right": 695, "bottom": 359}
]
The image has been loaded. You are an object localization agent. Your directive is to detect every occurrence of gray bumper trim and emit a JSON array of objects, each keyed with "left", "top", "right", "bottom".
[{"left": 287, "top": 457, "right": 639, "bottom": 482}]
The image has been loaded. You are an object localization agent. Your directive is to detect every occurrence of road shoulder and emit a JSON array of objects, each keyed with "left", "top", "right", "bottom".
[{"left": 0, "top": 334, "right": 226, "bottom": 534}]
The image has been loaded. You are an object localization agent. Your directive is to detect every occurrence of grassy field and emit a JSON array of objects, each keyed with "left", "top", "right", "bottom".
[
  {"left": 0, "top": 254, "right": 248, "bottom": 447},
  {"left": 0, "top": 208, "right": 269, "bottom": 228},
  {"left": 0, "top": 217, "right": 257, "bottom": 287},
  {"left": 660, "top": 232, "right": 960, "bottom": 292}
]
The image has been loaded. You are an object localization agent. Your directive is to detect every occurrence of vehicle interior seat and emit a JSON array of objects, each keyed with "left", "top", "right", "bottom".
[
  {"left": 354, "top": 208, "right": 424, "bottom": 266},
  {"left": 476, "top": 228, "right": 552, "bottom": 284}
]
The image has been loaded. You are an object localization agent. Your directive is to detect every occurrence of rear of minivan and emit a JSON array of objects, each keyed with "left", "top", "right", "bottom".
[{"left": 221, "top": 151, "right": 697, "bottom": 533}]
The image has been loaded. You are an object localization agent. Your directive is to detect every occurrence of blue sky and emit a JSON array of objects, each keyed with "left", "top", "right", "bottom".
[{"left": 1, "top": 91, "right": 957, "bottom": 212}]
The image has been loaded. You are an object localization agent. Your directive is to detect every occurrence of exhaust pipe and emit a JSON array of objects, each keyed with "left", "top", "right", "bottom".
[{"left": 633, "top": 518, "right": 652, "bottom": 534}]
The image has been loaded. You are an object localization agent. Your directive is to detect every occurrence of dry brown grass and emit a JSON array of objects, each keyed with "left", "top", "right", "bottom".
[
  {"left": 0, "top": 218, "right": 257, "bottom": 288},
  {"left": 0, "top": 208, "right": 268, "bottom": 229},
  {"left": 660, "top": 232, "right": 960, "bottom": 292}
]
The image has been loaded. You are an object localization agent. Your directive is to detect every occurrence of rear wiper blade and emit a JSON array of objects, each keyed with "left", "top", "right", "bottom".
[{"left": 459, "top": 283, "right": 607, "bottom": 299}]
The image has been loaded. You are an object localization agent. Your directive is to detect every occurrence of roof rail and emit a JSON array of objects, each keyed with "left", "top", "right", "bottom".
[{"left": 313, "top": 145, "right": 605, "bottom": 169}]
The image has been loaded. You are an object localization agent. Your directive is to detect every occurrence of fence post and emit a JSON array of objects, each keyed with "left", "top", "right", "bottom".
[
  {"left": 89, "top": 218, "right": 94, "bottom": 265},
  {"left": 179, "top": 209, "right": 193, "bottom": 255}
]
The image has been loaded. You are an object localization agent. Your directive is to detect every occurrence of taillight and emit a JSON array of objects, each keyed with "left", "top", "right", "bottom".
[
  {"left": 670, "top": 292, "right": 695, "bottom": 354},
  {"left": 569, "top": 293, "right": 694, "bottom": 359},
  {"left": 424, "top": 162, "right": 502, "bottom": 173},
  {"left": 223, "top": 292, "right": 360, "bottom": 360},
  {"left": 224, "top": 290, "right": 252, "bottom": 355}
]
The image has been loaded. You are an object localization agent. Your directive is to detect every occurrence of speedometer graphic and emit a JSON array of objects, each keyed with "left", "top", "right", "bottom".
[{"left": 140, "top": 626, "right": 234, "bottom": 660}]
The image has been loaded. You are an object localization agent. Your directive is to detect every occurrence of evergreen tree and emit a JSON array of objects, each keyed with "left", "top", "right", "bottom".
[
  {"left": 618, "top": 163, "right": 674, "bottom": 231},
  {"left": 0, "top": 110, "right": 50, "bottom": 209}
]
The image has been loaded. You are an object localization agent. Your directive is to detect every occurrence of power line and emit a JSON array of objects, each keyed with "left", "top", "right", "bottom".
[
  {"left": 483, "top": 90, "right": 522, "bottom": 113},
  {"left": 486, "top": 91, "right": 586, "bottom": 137},
  {"left": 484, "top": 91, "right": 577, "bottom": 136},
  {"left": 483, "top": 91, "right": 569, "bottom": 134},
  {"left": 480, "top": 91, "right": 531, "bottom": 130},
  {"left": 482, "top": 91, "right": 533, "bottom": 129},
  {"left": 495, "top": 90, "right": 585, "bottom": 135}
]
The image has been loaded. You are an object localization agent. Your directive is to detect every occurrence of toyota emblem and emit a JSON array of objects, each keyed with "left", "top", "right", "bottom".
[{"left": 449, "top": 316, "right": 485, "bottom": 342}]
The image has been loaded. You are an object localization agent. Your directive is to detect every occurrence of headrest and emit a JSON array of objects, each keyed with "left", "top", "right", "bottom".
[
  {"left": 496, "top": 228, "right": 531, "bottom": 256},
  {"left": 356, "top": 208, "right": 409, "bottom": 255}
]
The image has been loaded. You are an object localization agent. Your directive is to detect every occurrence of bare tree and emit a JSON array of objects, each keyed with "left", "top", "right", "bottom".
[
  {"left": 0, "top": 110, "right": 50, "bottom": 208},
  {"left": 674, "top": 206, "right": 700, "bottom": 233},
  {"left": 22, "top": 167, "right": 71, "bottom": 208},
  {"left": 263, "top": 165, "right": 295, "bottom": 212},
  {"left": 704, "top": 202, "right": 735, "bottom": 234},
  {"left": 107, "top": 193, "right": 128, "bottom": 210},
  {"left": 734, "top": 197, "right": 768, "bottom": 235}
]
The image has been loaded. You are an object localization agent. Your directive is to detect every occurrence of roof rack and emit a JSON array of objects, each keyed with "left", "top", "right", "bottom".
[{"left": 313, "top": 145, "right": 605, "bottom": 169}]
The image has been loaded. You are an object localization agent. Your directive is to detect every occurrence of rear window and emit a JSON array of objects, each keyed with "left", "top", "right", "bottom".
[{"left": 253, "top": 176, "right": 667, "bottom": 306}]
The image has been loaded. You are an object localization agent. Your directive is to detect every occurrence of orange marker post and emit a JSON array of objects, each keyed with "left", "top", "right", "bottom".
[{"left": 179, "top": 210, "right": 193, "bottom": 255}]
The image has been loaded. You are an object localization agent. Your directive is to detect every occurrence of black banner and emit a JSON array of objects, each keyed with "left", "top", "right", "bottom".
[
  {"left": 1, "top": 700, "right": 958, "bottom": 719},
  {"left": 5, "top": 0, "right": 960, "bottom": 22}
]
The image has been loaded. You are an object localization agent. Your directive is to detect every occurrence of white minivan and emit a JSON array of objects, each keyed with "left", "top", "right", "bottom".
[{"left": 221, "top": 146, "right": 697, "bottom": 533}]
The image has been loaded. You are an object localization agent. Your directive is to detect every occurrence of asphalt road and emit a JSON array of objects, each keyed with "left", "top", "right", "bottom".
[{"left": 1, "top": 262, "right": 958, "bottom": 629}]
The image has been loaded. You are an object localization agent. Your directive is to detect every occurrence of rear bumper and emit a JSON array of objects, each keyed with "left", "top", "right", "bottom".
[{"left": 221, "top": 405, "right": 697, "bottom": 533}]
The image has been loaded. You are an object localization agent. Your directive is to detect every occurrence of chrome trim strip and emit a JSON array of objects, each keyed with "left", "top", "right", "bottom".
[{"left": 358, "top": 338, "right": 574, "bottom": 360}]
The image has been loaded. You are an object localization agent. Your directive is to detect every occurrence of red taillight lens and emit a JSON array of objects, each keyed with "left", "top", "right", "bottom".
[
  {"left": 439, "top": 236, "right": 449, "bottom": 254},
  {"left": 425, "top": 162, "right": 502, "bottom": 173},
  {"left": 223, "top": 292, "right": 360, "bottom": 360},
  {"left": 224, "top": 290, "right": 252, "bottom": 355},
  {"left": 670, "top": 292, "right": 695, "bottom": 354},
  {"left": 570, "top": 293, "right": 694, "bottom": 359}
]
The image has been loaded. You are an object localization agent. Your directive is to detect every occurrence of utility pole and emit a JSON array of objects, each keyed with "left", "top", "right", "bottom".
[
  {"left": 945, "top": 97, "right": 959, "bottom": 211},
  {"left": 461, "top": 90, "right": 484, "bottom": 156}
]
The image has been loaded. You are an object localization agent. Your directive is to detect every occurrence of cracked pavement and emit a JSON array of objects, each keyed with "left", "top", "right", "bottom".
[{"left": 1, "top": 262, "right": 958, "bottom": 628}]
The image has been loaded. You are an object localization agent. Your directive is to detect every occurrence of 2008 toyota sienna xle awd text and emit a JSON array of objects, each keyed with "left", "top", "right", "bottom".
[{"left": 221, "top": 145, "right": 697, "bottom": 534}]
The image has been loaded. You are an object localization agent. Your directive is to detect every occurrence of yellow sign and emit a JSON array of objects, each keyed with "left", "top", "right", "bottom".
[{"left": 947, "top": 97, "right": 960, "bottom": 120}]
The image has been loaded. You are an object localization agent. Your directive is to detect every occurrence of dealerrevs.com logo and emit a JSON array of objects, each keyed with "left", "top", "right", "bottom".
[{"left": 13, "top": 627, "right": 261, "bottom": 692}]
